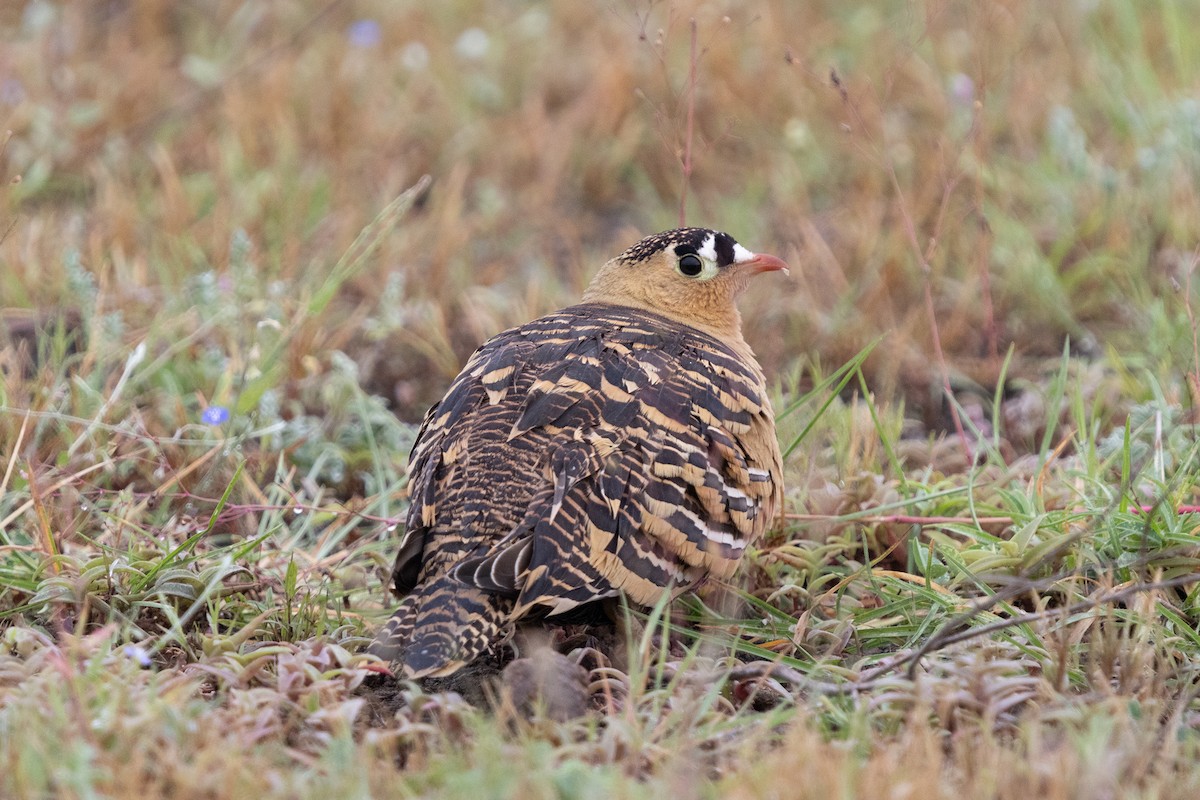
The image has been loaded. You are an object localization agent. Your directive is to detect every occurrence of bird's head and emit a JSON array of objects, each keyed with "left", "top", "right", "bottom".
[{"left": 581, "top": 227, "right": 788, "bottom": 341}]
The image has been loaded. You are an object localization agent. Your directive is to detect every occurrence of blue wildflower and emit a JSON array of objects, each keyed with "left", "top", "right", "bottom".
[
  {"left": 949, "top": 73, "right": 975, "bottom": 107},
  {"left": 348, "top": 19, "right": 381, "bottom": 48},
  {"left": 0, "top": 78, "right": 24, "bottom": 106},
  {"left": 202, "top": 405, "right": 230, "bottom": 425},
  {"left": 123, "top": 645, "right": 152, "bottom": 668}
]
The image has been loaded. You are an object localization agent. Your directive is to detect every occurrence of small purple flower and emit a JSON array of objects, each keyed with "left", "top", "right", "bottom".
[
  {"left": 0, "top": 78, "right": 24, "bottom": 106},
  {"left": 202, "top": 405, "right": 230, "bottom": 426},
  {"left": 347, "top": 19, "right": 382, "bottom": 48},
  {"left": 949, "top": 73, "right": 975, "bottom": 107},
  {"left": 123, "top": 645, "right": 152, "bottom": 668}
]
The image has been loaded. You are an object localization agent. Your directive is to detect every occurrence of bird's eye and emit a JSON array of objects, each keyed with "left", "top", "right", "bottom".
[{"left": 677, "top": 254, "right": 704, "bottom": 277}]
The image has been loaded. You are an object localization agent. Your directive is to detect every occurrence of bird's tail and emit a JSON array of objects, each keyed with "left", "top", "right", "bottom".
[
  {"left": 367, "top": 595, "right": 418, "bottom": 666},
  {"left": 369, "top": 573, "right": 513, "bottom": 679}
]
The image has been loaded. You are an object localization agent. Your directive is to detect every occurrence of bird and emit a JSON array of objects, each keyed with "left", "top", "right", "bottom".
[{"left": 369, "top": 227, "right": 787, "bottom": 679}]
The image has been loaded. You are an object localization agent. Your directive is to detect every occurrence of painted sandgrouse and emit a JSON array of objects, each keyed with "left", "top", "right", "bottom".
[{"left": 371, "top": 228, "right": 787, "bottom": 678}]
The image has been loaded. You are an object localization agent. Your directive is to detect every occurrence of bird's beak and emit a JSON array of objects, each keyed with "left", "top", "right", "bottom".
[{"left": 744, "top": 253, "right": 790, "bottom": 277}]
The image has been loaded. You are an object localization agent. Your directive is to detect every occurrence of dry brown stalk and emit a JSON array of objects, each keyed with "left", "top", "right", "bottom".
[
  {"left": 784, "top": 512, "right": 1014, "bottom": 525},
  {"left": 830, "top": 65, "right": 980, "bottom": 465},
  {"left": 678, "top": 17, "right": 698, "bottom": 226}
]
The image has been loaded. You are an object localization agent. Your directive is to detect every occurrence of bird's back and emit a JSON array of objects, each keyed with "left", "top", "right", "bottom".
[{"left": 371, "top": 302, "right": 782, "bottom": 678}]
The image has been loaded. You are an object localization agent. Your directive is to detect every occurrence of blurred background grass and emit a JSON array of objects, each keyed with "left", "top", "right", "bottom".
[
  {"left": 4, "top": 0, "right": 1198, "bottom": 433},
  {"left": 4, "top": 1, "right": 1200, "bottom": 797}
]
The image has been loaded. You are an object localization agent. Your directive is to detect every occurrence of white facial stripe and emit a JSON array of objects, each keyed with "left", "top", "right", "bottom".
[
  {"left": 732, "top": 243, "right": 756, "bottom": 263},
  {"left": 697, "top": 233, "right": 718, "bottom": 263}
]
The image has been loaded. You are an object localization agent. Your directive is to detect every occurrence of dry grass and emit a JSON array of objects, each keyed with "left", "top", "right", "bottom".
[{"left": 3, "top": 0, "right": 1200, "bottom": 797}]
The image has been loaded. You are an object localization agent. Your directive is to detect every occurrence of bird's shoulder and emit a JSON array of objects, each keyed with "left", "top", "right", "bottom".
[{"left": 415, "top": 302, "right": 766, "bottom": 444}]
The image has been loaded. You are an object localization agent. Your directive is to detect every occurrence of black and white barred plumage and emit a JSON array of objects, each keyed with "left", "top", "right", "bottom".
[{"left": 370, "top": 228, "right": 786, "bottom": 678}]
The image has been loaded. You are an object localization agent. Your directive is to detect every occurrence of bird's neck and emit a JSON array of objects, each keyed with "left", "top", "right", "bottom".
[
  {"left": 580, "top": 257, "right": 762, "bottom": 362},
  {"left": 580, "top": 290, "right": 755, "bottom": 363}
]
